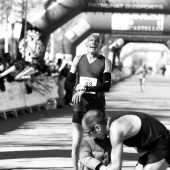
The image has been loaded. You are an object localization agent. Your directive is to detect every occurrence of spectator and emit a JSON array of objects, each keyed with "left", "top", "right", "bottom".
[
  {"left": 57, "top": 60, "right": 72, "bottom": 108},
  {"left": 0, "top": 59, "right": 6, "bottom": 91},
  {"left": 79, "top": 135, "right": 111, "bottom": 170},
  {"left": 161, "top": 65, "right": 166, "bottom": 76}
]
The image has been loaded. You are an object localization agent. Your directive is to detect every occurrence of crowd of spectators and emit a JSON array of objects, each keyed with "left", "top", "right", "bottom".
[{"left": 0, "top": 53, "right": 72, "bottom": 109}]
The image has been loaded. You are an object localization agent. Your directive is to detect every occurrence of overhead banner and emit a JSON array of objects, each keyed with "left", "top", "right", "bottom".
[
  {"left": 26, "top": 0, "right": 170, "bottom": 57},
  {"left": 85, "top": 0, "right": 170, "bottom": 13},
  {"left": 28, "top": 0, "right": 170, "bottom": 34},
  {"left": 87, "top": 1, "right": 163, "bottom": 10},
  {"left": 111, "top": 13, "right": 164, "bottom": 32}
]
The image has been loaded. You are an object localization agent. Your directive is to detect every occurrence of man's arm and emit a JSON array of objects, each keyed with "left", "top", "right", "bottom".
[
  {"left": 87, "top": 58, "right": 112, "bottom": 92},
  {"left": 108, "top": 121, "right": 124, "bottom": 170}
]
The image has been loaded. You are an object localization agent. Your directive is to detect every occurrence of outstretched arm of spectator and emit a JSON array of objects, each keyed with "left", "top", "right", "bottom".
[{"left": 79, "top": 138, "right": 107, "bottom": 170}]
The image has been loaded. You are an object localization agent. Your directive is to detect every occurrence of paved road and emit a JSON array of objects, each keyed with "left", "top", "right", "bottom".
[{"left": 0, "top": 75, "right": 170, "bottom": 170}]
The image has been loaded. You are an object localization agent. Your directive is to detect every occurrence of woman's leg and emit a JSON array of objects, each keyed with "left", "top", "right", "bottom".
[{"left": 72, "top": 122, "right": 83, "bottom": 170}]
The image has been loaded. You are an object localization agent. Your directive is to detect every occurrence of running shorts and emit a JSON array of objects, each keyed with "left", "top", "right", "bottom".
[
  {"left": 138, "top": 131, "right": 170, "bottom": 166},
  {"left": 72, "top": 93, "right": 105, "bottom": 125}
]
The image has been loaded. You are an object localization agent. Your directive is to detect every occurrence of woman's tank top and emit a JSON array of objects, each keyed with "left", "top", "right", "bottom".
[{"left": 109, "top": 111, "right": 169, "bottom": 154}]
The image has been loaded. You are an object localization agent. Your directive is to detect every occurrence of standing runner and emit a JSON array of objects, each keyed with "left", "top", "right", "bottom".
[
  {"left": 135, "top": 64, "right": 148, "bottom": 92},
  {"left": 65, "top": 33, "right": 112, "bottom": 170}
]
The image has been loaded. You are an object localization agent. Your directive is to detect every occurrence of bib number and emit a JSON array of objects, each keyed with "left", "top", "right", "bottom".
[{"left": 79, "top": 76, "right": 97, "bottom": 94}]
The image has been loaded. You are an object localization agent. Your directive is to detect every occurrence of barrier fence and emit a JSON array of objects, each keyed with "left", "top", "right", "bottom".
[
  {"left": 0, "top": 77, "right": 59, "bottom": 119},
  {"left": 0, "top": 68, "right": 132, "bottom": 119}
]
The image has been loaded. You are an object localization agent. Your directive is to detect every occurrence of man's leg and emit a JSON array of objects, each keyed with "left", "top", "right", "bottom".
[
  {"left": 72, "top": 122, "right": 83, "bottom": 170},
  {"left": 144, "top": 159, "right": 169, "bottom": 170}
]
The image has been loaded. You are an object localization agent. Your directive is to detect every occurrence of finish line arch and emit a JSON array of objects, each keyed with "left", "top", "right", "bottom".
[
  {"left": 23, "top": 0, "right": 170, "bottom": 61},
  {"left": 28, "top": 0, "right": 170, "bottom": 34},
  {"left": 51, "top": 12, "right": 170, "bottom": 58},
  {"left": 120, "top": 42, "right": 170, "bottom": 61}
]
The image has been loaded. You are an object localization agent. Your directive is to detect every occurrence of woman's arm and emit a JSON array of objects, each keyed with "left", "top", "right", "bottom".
[{"left": 79, "top": 138, "right": 102, "bottom": 170}]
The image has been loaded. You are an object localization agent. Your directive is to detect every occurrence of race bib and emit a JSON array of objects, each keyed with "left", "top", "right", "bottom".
[{"left": 79, "top": 76, "right": 97, "bottom": 94}]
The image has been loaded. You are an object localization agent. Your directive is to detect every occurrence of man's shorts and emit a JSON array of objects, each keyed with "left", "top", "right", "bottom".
[
  {"left": 72, "top": 93, "right": 105, "bottom": 125},
  {"left": 138, "top": 131, "right": 170, "bottom": 166}
]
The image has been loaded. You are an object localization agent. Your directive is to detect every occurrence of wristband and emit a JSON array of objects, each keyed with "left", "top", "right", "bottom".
[{"left": 74, "top": 85, "right": 86, "bottom": 92}]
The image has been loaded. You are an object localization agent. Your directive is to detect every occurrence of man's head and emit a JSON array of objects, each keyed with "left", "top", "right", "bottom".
[
  {"left": 108, "top": 38, "right": 124, "bottom": 50},
  {"left": 86, "top": 33, "right": 102, "bottom": 55},
  {"left": 82, "top": 109, "right": 107, "bottom": 139}
]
